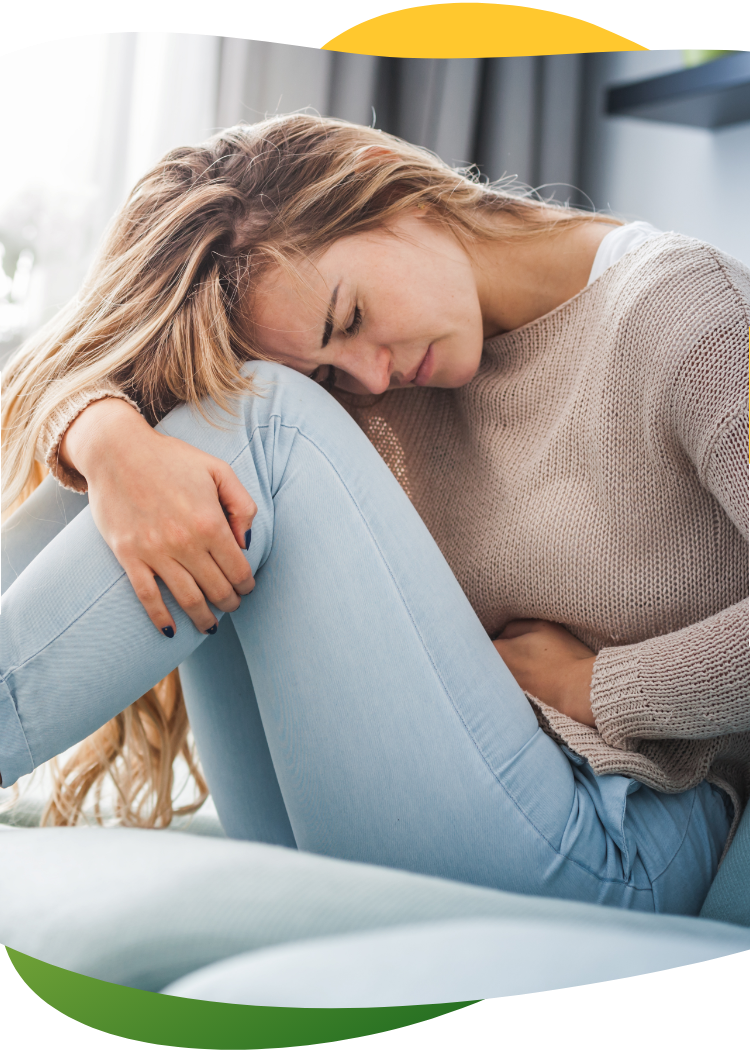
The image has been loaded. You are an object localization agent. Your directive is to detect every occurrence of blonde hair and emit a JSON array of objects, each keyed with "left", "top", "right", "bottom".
[{"left": 1, "top": 113, "right": 611, "bottom": 827}]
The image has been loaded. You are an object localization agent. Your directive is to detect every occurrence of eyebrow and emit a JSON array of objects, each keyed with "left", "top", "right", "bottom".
[{"left": 321, "top": 284, "right": 339, "bottom": 349}]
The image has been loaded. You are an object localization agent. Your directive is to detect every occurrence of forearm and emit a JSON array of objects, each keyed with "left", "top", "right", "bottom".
[{"left": 59, "top": 397, "right": 157, "bottom": 487}]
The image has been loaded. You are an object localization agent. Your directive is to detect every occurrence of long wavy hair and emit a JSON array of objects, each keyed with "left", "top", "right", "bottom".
[{"left": 1, "top": 113, "right": 613, "bottom": 826}]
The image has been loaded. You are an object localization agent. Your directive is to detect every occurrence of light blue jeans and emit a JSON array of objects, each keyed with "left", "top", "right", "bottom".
[{"left": 0, "top": 362, "right": 731, "bottom": 914}]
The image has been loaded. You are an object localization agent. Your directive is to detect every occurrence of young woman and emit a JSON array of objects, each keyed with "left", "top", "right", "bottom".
[{"left": 1, "top": 115, "right": 747, "bottom": 915}]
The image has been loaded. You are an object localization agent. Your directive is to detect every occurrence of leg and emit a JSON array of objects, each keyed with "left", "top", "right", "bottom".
[
  {"left": 0, "top": 362, "right": 730, "bottom": 913},
  {"left": 1, "top": 472, "right": 294, "bottom": 847},
  {"left": 1, "top": 475, "right": 89, "bottom": 595},
  {"left": 178, "top": 619, "right": 295, "bottom": 847}
]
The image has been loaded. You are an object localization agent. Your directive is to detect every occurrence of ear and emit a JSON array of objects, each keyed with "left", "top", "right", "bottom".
[{"left": 352, "top": 145, "right": 401, "bottom": 173}]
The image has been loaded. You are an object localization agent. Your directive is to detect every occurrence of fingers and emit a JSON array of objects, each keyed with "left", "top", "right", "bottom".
[
  {"left": 155, "top": 557, "right": 224, "bottom": 635},
  {"left": 210, "top": 534, "right": 256, "bottom": 596},
  {"left": 192, "top": 505, "right": 255, "bottom": 597},
  {"left": 213, "top": 460, "right": 257, "bottom": 553},
  {"left": 109, "top": 451, "right": 257, "bottom": 633},
  {"left": 116, "top": 511, "right": 253, "bottom": 634},
  {"left": 498, "top": 619, "right": 595, "bottom": 657},
  {"left": 121, "top": 548, "right": 240, "bottom": 637},
  {"left": 123, "top": 558, "right": 177, "bottom": 637},
  {"left": 497, "top": 618, "right": 552, "bottom": 639}
]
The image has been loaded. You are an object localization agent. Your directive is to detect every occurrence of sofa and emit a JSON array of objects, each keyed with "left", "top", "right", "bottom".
[{"left": 0, "top": 794, "right": 747, "bottom": 1007}]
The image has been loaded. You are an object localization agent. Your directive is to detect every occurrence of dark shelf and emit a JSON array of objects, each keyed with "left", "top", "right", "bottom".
[{"left": 606, "top": 52, "right": 750, "bottom": 129}]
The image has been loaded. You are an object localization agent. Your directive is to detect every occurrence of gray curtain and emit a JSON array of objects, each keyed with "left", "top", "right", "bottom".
[{"left": 215, "top": 39, "right": 587, "bottom": 203}]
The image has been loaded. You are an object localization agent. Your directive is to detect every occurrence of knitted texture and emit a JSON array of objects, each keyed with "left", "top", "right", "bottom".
[
  {"left": 338, "top": 234, "right": 749, "bottom": 815},
  {"left": 36, "top": 384, "right": 141, "bottom": 493},
  {"left": 36, "top": 235, "right": 750, "bottom": 819}
]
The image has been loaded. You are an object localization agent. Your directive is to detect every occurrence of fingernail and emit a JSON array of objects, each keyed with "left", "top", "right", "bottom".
[
  {"left": 244, "top": 529, "right": 252, "bottom": 550},
  {"left": 205, "top": 624, "right": 218, "bottom": 635},
  {"left": 161, "top": 626, "right": 175, "bottom": 638}
]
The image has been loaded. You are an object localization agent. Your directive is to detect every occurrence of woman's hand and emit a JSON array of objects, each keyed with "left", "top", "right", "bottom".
[
  {"left": 493, "top": 619, "right": 596, "bottom": 727},
  {"left": 60, "top": 398, "right": 256, "bottom": 636}
]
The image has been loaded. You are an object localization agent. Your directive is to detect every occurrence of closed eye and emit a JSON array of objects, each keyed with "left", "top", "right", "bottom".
[{"left": 345, "top": 306, "right": 362, "bottom": 337}]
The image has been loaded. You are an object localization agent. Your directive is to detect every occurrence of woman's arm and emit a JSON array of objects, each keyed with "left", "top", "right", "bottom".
[
  {"left": 497, "top": 255, "right": 750, "bottom": 743},
  {"left": 588, "top": 279, "right": 750, "bottom": 746},
  {"left": 58, "top": 397, "right": 256, "bottom": 635}
]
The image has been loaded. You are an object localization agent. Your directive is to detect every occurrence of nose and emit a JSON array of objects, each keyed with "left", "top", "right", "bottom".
[{"left": 341, "top": 343, "right": 392, "bottom": 395}]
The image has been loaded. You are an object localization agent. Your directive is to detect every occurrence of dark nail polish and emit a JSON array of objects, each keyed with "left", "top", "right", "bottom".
[
  {"left": 205, "top": 624, "right": 218, "bottom": 635},
  {"left": 244, "top": 529, "right": 252, "bottom": 550},
  {"left": 161, "top": 626, "right": 175, "bottom": 639}
]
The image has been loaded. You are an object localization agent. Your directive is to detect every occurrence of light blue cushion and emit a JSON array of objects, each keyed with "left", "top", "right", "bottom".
[
  {"left": 1, "top": 827, "right": 748, "bottom": 996},
  {"left": 700, "top": 800, "right": 750, "bottom": 927},
  {"left": 162, "top": 915, "right": 750, "bottom": 1007}
]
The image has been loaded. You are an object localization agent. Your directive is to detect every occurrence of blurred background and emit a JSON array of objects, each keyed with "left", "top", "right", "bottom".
[
  {"left": 0, "top": 35, "right": 747, "bottom": 824},
  {"left": 1, "top": 35, "right": 749, "bottom": 367}
]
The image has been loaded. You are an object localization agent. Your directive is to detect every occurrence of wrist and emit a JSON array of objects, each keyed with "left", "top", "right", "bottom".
[
  {"left": 558, "top": 656, "right": 596, "bottom": 727},
  {"left": 60, "top": 398, "right": 152, "bottom": 482}
]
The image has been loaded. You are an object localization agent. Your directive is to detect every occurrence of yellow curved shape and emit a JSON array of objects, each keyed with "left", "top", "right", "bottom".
[{"left": 323, "top": 3, "right": 645, "bottom": 58}]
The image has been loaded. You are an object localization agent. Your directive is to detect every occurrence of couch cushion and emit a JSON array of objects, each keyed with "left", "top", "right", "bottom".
[
  {"left": 1, "top": 827, "right": 749, "bottom": 994},
  {"left": 161, "top": 915, "right": 750, "bottom": 1007}
]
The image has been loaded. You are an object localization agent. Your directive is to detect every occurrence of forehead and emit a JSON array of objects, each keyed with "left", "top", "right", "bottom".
[
  {"left": 250, "top": 260, "right": 329, "bottom": 360},
  {"left": 253, "top": 262, "right": 324, "bottom": 324}
]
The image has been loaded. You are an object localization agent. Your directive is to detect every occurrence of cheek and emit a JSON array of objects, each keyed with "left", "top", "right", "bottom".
[{"left": 441, "top": 328, "right": 484, "bottom": 386}]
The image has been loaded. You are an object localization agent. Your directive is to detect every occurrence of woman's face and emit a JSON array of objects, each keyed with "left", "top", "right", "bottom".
[{"left": 250, "top": 211, "right": 486, "bottom": 395}]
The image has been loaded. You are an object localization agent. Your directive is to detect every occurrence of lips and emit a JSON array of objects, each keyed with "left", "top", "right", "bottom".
[{"left": 412, "top": 344, "right": 435, "bottom": 387}]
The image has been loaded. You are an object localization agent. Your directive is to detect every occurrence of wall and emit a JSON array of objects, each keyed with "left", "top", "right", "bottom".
[{"left": 579, "top": 51, "right": 750, "bottom": 265}]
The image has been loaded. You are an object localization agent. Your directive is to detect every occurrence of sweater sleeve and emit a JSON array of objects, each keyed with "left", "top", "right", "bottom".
[
  {"left": 591, "top": 262, "right": 749, "bottom": 749},
  {"left": 36, "top": 384, "right": 141, "bottom": 494}
]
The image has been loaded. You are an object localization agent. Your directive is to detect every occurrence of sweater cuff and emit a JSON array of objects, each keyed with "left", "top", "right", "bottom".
[
  {"left": 590, "top": 644, "right": 648, "bottom": 750},
  {"left": 36, "top": 386, "right": 141, "bottom": 494},
  {"left": 592, "top": 604, "right": 750, "bottom": 747}
]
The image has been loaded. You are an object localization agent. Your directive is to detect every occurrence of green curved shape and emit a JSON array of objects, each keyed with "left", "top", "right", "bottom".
[{"left": 7, "top": 947, "right": 478, "bottom": 1049}]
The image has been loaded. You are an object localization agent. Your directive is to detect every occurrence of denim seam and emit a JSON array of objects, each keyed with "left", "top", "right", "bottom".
[
  {"left": 258, "top": 415, "right": 650, "bottom": 896},
  {"left": 2, "top": 570, "right": 130, "bottom": 680},
  {"left": 617, "top": 786, "right": 633, "bottom": 872},
  {"left": 0, "top": 674, "right": 35, "bottom": 772},
  {"left": 649, "top": 786, "right": 699, "bottom": 887}
]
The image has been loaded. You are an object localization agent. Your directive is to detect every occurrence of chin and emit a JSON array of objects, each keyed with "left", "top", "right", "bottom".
[{"left": 440, "top": 359, "right": 481, "bottom": 389}]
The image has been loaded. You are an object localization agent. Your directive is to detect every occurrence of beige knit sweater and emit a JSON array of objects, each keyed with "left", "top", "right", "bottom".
[{"left": 37, "top": 233, "right": 750, "bottom": 818}]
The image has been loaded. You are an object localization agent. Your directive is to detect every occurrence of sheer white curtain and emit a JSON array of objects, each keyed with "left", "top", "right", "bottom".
[
  {"left": 94, "top": 33, "right": 222, "bottom": 236},
  {"left": 0, "top": 33, "right": 223, "bottom": 362},
  {"left": 0, "top": 34, "right": 110, "bottom": 361}
]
